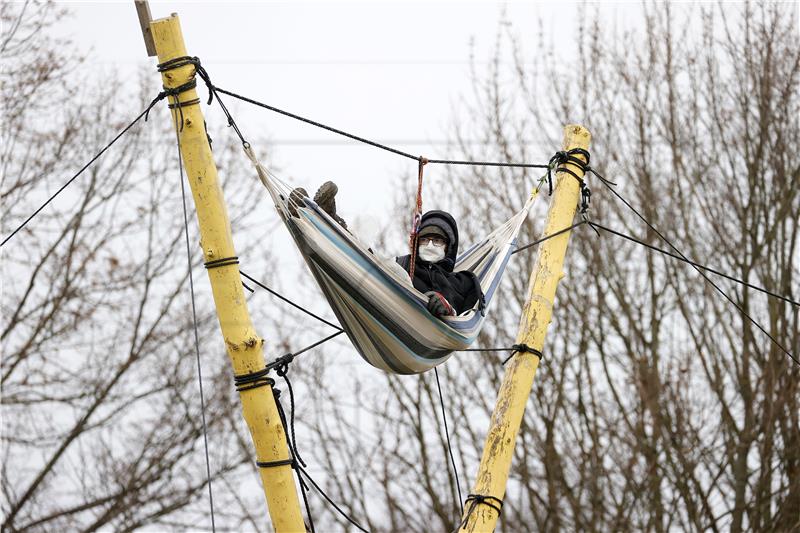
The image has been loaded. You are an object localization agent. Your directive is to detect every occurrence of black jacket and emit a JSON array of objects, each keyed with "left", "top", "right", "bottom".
[{"left": 396, "top": 211, "right": 484, "bottom": 315}]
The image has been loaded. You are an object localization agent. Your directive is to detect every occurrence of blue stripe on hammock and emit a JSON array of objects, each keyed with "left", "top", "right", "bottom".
[{"left": 298, "top": 202, "right": 490, "bottom": 343}]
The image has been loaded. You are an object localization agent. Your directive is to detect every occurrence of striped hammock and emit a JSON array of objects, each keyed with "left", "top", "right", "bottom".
[{"left": 245, "top": 146, "right": 540, "bottom": 374}]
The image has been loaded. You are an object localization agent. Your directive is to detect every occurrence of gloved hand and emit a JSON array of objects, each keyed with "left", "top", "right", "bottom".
[{"left": 425, "top": 291, "right": 455, "bottom": 317}]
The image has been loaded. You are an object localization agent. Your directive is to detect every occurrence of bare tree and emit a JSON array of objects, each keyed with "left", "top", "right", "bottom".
[
  {"left": 1, "top": 3, "right": 282, "bottom": 531},
  {"left": 297, "top": 3, "right": 799, "bottom": 532}
]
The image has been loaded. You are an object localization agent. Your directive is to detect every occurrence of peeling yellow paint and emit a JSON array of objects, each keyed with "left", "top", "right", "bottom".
[
  {"left": 150, "top": 14, "right": 305, "bottom": 532},
  {"left": 459, "top": 125, "right": 590, "bottom": 533}
]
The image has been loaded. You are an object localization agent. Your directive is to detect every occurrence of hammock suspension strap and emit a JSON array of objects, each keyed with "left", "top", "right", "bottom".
[{"left": 408, "top": 156, "right": 428, "bottom": 280}]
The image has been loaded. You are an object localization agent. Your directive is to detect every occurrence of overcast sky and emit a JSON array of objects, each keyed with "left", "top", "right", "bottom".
[{"left": 55, "top": 2, "right": 590, "bottom": 238}]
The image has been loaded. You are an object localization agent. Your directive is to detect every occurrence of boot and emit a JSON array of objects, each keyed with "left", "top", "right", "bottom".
[
  {"left": 288, "top": 187, "right": 308, "bottom": 217},
  {"left": 314, "top": 181, "right": 348, "bottom": 229}
]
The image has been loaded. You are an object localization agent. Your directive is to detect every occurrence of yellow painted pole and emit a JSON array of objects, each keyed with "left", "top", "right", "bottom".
[
  {"left": 149, "top": 14, "right": 306, "bottom": 532},
  {"left": 459, "top": 125, "right": 591, "bottom": 532}
]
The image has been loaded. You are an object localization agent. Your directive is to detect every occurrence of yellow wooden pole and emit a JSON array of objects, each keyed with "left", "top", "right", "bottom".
[
  {"left": 459, "top": 125, "right": 591, "bottom": 532},
  {"left": 149, "top": 14, "right": 306, "bottom": 533}
]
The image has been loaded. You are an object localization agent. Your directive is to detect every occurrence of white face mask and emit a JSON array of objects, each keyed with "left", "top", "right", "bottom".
[{"left": 418, "top": 240, "right": 446, "bottom": 263}]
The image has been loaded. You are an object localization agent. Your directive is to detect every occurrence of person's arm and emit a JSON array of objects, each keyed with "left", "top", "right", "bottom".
[
  {"left": 396, "top": 254, "right": 411, "bottom": 273},
  {"left": 454, "top": 271, "right": 485, "bottom": 315},
  {"left": 425, "top": 291, "right": 455, "bottom": 317}
]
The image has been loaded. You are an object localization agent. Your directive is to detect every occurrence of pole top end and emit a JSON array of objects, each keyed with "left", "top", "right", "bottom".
[
  {"left": 562, "top": 124, "right": 591, "bottom": 151},
  {"left": 133, "top": 1, "right": 157, "bottom": 56}
]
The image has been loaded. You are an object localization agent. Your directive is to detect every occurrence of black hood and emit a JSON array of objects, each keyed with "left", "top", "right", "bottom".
[{"left": 418, "top": 210, "right": 459, "bottom": 270}]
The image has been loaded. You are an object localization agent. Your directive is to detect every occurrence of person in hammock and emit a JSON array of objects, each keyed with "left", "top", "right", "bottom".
[{"left": 306, "top": 182, "right": 484, "bottom": 318}]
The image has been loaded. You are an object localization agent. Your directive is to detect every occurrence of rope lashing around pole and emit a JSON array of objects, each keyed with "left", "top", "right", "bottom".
[
  {"left": 544, "top": 148, "right": 594, "bottom": 213},
  {"left": 204, "top": 256, "right": 239, "bottom": 269},
  {"left": 157, "top": 55, "right": 244, "bottom": 147},
  {"left": 234, "top": 356, "right": 316, "bottom": 532},
  {"left": 461, "top": 343, "right": 543, "bottom": 365},
  {"left": 240, "top": 345, "right": 369, "bottom": 533},
  {"left": 408, "top": 156, "right": 428, "bottom": 280},
  {"left": 451, "top": 494, "right": 504, "bottom": 532}
]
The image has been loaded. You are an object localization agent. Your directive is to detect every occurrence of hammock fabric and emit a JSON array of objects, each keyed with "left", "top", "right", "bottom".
[{"left": 245, "top": 146, "right": 540, "bottom": 374}]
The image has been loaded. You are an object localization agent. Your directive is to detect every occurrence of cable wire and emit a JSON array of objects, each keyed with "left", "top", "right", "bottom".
[
  {"left": 511, "top": 220, "right": 587, "bottom": 255},
  {"left": 433, "top": 368, "right": 464, "bottom": 518},
  {"left": 239, "top": 270, "right": 343, "bottom": 331},
  {"left": 589, "top": 221, "right": 799, "bottom": 307},
  {"left": 589, "top": 168, "right": 798, "bottom": 366},
  {"left": 1, "top": 94, "right": 165, "bottom": 248},
  {"left": 294, "top": 464, "right": 371, "bottom": 533},
  {"left": 213, "top": 86, "right": 549, "bottom": 169},
  {"left": 174, "top": 122, "right": 216, "bottom": 532}
]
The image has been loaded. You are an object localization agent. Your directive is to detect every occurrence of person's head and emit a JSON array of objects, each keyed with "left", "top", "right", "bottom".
[{"left": 416, "top": 211, "right": 459, "bottom": 269}]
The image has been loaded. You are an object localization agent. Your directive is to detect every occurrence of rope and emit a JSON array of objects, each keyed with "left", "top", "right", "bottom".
[
  {"left": 268, "top": 364, "right": 316, "bottom": 533},
  {"left": 461, "top": 344, "right": 543, "bottom": 366},
  {"left": 173, "top": 114, "right": 216, "bottom": 532},
  {"left": 214, "top": 86, "right": 551, "bottom": 169},
  {"left": 451, "top": 493, "right": 504, "bottom": 532},
  {"left": 588, "top": 167, "right": 799, "bottom": 366},
  {"left": 589, "top": 221, "right": 800, "bottom": 307},
  {"left": 0, "top": 93, "right": 167, "bottom": 248},
  {"left": 408, "top": 157, "right": 428, "bottom": 280},
  {"left": 512, "top": 220, "right": 588, "bottom": 255},
  {"left": 239, "top": 270, "right": 343, "bottom": 331},
  {"left": 295, "top": 464, "right": 371, "bottom": 533},
  {"left": 263, "top": 350, "right": 370, "bottom": 533},
  {"left": 433, "top": 368, "right": 464, "bottom": 518}
]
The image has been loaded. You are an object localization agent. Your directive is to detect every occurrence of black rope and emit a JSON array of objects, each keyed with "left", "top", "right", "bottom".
[
  {"left": 168, "top": 97, "right": 201, "bottom": 110},
  {"left": 158, "top": 56, "right": 250, "bottom": 146},
  {"left": 174, "top": 113, "right": 216, "bottom": 533},
  {"left": 291, "top": 330, "right": 345, "bottom": 358},
  {"left": 214, "top": 86, "right": 553, "bottom": 169},
  {"left": 260, "top": 342, "right": 368, "bottom": 533},
  {"left": 433, "top": 368, "right": 464, "bottom": 518},
  {"left": 240, "top": 270, "right": 343, "bottom": 331},
  {"left": 214, "top": 87, "right": 418, "bottom": 160},
  {"left": 295, "top": 464, "right": 371, "bottom": 533},
  {"left": 512, "top": 220, "right": 588, "bottom": 255},
  {"left": 465, "top": 493, "right": 503, "bottom": 515},
  {"left": 204, "top": 256, "right": 239, "bottom": 269},
  {"left": 589, "top": 221, "right": 800, "bottom": 307},
  {"left": 545, "top": 149, "right": 593, "bottom": 213},
  {"left": 588, "top": 167, "right": 799, "bottom": 366},
  {"left": 256, "top": 457, "right": 293, "bottom": 468},
  {"left": 233, "top": 369, "right": 273, "bottom": 392},
  {"left": 452, "top": 493, "right": 504, "bottom": 532},
  {"left": 461, "top": 344, "right": 543, "bottom": 366},
  {"left": 263, "top": 337, "right": 370, "bottom": 532},
  {"left": 428, "top": 158, "right": 549, "bottom": 169},
  {"left": 270, "top": 366, "right": 316, "bottom": 533},
  {"left": 1, "top": 93, "right": 167, "bottom": 248}
]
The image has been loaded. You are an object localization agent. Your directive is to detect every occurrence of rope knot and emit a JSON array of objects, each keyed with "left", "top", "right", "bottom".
[
  {"left": 270, "top": 353, "right": 295, "bottom": 377},
  {"left": 465, "top": 493, "right": 504, "bottom": 515}
]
